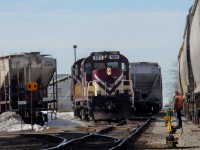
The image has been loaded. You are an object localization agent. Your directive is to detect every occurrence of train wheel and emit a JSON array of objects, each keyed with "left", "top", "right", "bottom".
[
  {"left": 153, "top": 105, "right": 159, "bottom": 113},
  {"left": 80, "top": 108, "right": 89, "bottom": 121},
  {"left": 74, "top": 108, "right": 81, "bottom": 119},
  {"left": 80, "top": 109, "right": 86, "bottom": 120}
]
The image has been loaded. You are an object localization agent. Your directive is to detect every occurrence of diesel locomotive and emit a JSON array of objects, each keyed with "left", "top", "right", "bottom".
[{"left": 71, "top": 51, "right": 134, "bottom": 120}]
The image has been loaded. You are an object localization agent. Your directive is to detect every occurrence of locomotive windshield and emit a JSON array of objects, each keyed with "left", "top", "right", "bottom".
[
  {"left": 94, "top": 63, "right": 105, "bottom": 69},
  {"left": 85, "top": 63, "right": 91, "bottom": 74},
  {"left": 94, "top": 62, "right": 119, "bottom": 70},
  {"left": 107, "top": 62, "right": 118, "bottom": 68}
]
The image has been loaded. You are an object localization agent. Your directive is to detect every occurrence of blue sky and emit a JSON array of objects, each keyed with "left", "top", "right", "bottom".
[{"left": 0, "top": 0, "right": 194, "bottom": 104}]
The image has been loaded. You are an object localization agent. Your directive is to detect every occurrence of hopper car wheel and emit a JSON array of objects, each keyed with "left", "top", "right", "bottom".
[
  {"left": 39, "top": 112, "right": 45, "bottom": 126},
  {"left": 80, "top": 108, "right": 89, "bottom": 121},
  {"left": 74, "top": 108, "right": 81, "bottom": 119},
  {"left": 40, "top": 120, "right": 44, "bottom": 126},
  {"left": 43, "top": 114, "right": 48, "bottom": 122},
  {"left": 153, "top": 105, "right": 159, "bottom": 113},
  {"left": 80, "top": 108, "right": 85, "bottom": 120},
  {"left": 140, "top": 103, "right": 147, "bottom": 115}
]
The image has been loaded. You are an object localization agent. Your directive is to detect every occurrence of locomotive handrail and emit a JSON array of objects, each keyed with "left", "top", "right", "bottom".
[
  {"left": 86, "top": 81, "right": 95, "bottom": 99},
  {"left": 86, "top": 80, "right": 106, "bottom": 97},
  {"left": 120, "top": 79, "right": 134, "bottom": 95},
  {"left": 49, "top": 75, "right": 71, "bottom": 86},
  {"left": 121, "top": 79, "right": 134, "bottom": 107}
]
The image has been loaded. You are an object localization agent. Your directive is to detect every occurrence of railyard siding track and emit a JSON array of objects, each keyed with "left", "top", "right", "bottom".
[
  {"left": 60, "top": 134, "right": 121, "bottom": 150},
  {"left": 110, "top": 117, "right": 152, "bottom": 150},
  {"left": 56, "top": 117, "right": 151, "bottom": 150},
  {"left": 47, "top": 132, "right": 89, "bottom": 141},
  {"left": 0, "top": 117, "right": 152, "bottom": 150},
  {"left": 0, "top": 134, "right": 66, "bottom": 150}
]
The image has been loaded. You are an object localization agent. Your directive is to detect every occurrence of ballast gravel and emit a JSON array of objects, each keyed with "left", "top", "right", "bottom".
[{"left": 133, "top": 110, "right": 200, "bottom": 150}]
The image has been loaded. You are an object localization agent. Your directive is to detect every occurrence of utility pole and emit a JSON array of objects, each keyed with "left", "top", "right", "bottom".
[{"left": 73, "top": 45, "right": 77, "bottom": 62}]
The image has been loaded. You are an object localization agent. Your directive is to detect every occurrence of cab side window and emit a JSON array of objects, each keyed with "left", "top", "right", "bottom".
[
  {"left": 85, "top": 63, "right": 91, "bottom": 74},
  {"left": 75, "top": 65, "right": 79, "bottom": 76},
  {"left": 121, "top": 63, "right": 127, "bottom": 71}
]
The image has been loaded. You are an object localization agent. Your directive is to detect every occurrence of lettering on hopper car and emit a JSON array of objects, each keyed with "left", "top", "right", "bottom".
[{"left": 44, "top": 60, "right": 53, "bottom": 66}]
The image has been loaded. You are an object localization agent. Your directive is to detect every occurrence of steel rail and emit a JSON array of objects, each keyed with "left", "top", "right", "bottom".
[
  {"left": 95, "top": 120, "right": 127, "bottom": 134},
  {"left": 59, "top": 134, "right": 121, "bottom": 150},
  {"left": 45, "top": 118, "right": 151, "bottom": 150},
  {"left": 109, "top": 117, "right": 152, "bottom": 150}
]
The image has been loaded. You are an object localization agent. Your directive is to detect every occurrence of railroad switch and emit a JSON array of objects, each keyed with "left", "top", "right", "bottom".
[
  {"left": 171, "top": 126, "right": 177, "bottom": 134},
  {"left": 164, "top": 108, "right": 176, "bottom": 133},
  {"left": 166, "top": 134, "right": 178, "bottom": 148},
  {"left": 164, "top": 108, "right": 179, "bottom": 148}
]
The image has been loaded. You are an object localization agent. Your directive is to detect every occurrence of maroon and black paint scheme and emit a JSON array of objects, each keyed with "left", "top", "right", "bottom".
[
  {"left": 92, "top": 68, "right": 123, "bottom": 95},
  {"left": 71, "top": 51, "right": 133, "bottom": 120},
  {"left": 71, "top": 58, "right": 85, "bottom": 99},
  {"left": 91, "top": 67, "right": 131, "bottom": 120}
]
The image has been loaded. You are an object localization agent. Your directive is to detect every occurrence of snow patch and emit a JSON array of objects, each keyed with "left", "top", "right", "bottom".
[
  {"left": 46, "top": 112, "right": 84, "bottom": 127},
  {"left": 0, "top": 111, "right": 85, "bottom": 132},
  {"left": 0, "top": 111, "right": 44, "bottom": 132}
]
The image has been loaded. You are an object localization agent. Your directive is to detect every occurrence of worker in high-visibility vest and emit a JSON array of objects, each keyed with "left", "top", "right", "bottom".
[{"left": 173, "top": 90, "right": 183, "bottom": 129}]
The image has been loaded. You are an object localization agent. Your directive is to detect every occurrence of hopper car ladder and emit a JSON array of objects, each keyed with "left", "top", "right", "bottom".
[
  {"left": 0, "top": 59, "right": 11, "bottom": 111},
  {"left": 9, "top": 60, "right": 20, "bottom": 111}
]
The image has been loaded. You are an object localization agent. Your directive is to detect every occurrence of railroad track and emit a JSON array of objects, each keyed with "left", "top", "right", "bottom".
[
  {"left": 0, "top": 134, "right": 66, "bottom": 150},
  {"left": 54, "top": 117, "right": 152, "bottom": 150},
  {"left": 0, "top": 117, "right": 152, "bottom": 150}
]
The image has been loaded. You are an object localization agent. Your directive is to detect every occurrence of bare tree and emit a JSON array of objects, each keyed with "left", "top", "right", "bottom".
[{"left": 165, "top": 60, "right": 179, "bottom": 103}]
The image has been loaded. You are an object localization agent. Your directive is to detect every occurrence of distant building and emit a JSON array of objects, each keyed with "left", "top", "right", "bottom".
[{"left": 48, "top": 74, "right": 72, "bottom": 112}]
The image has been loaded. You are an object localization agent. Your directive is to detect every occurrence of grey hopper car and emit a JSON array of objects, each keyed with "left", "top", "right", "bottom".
[
  {"left": 178, "top": 0, "right": 200, "bottom": 124},
  {"left": 130, "top": 62, "right": 163, "bottom": 114},
  {"left": 0, "top": 52, "right": 57, "bottom": 125}
]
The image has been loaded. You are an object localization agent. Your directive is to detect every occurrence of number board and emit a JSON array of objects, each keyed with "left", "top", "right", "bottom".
[
  {"left": 93, "top": 55, "right": 104, "bottom": 60},
  {"left": 109, "top": 55, "right": 119, "bottom": 59}
]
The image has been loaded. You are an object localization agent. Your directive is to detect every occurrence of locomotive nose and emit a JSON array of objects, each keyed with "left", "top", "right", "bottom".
[{"left": 106, "top": 76, "right": 115, "bottom": 85}]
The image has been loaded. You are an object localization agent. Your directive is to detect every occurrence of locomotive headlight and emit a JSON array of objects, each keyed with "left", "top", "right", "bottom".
[
  {"left": 97, "top": 91, "right": 101, "bottom": 96},
  {"left": 107, "top": 67, "right": 111, "bottom": 76}
]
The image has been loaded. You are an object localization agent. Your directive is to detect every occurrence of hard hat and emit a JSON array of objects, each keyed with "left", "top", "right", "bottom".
[{"left": 175, "top": 90, "right": 179, "bottom": 95}]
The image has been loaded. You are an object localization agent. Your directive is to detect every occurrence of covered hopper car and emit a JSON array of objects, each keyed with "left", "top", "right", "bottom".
[
  {"left": 178, "top": 0, "right": 200, "bottom": 124},
  {"left": 71, "top": 51, "right": 134, "bottom": 120},
  {"left": 0, "top": 52, "right": 57, "bottom": 125},
  {"left": 130, "top": 62, "right": 163, "bottom": 114}
]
